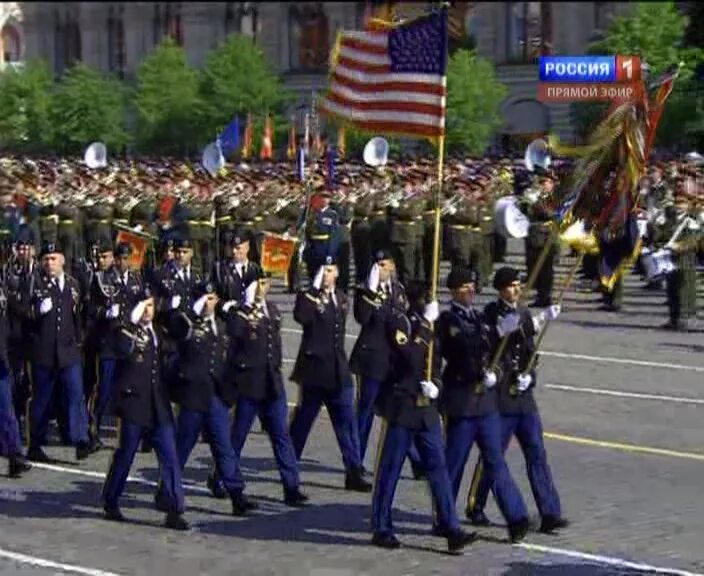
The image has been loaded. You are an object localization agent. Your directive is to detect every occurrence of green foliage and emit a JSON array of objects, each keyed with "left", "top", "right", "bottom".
[
  {"left": 49, "top": 63, "right": 129, "bottom": 155},
  {"left": 446, "top": 49, "right": 507, "bottom": 155},
  {"left": 200, "top": 34, "right": 291, "bottom": 142},
  {"left": 134, "top": 38, "right": 204, "bottom": 155},
  {"left": 0, "top": 59, "right": 53, "bottom": 152},
  {"left": 574, "top": 2, "right": 704, "bottom": 149}
]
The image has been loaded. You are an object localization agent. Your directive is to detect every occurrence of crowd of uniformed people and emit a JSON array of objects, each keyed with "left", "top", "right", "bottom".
[{"left": 0, "top": 152, "right": 700, "bottom": 552}]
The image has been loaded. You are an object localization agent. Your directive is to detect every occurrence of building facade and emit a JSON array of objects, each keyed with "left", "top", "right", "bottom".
[{"left": 20, "top": 2, "right": 635, "bottom": 145}]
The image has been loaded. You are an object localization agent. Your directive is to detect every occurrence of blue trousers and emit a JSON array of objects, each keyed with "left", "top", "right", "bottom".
[
  {"left": 0, "top": 370, "right": 21, "bottom": 457},
  {"left": 102, "top": 419, "right": 184, "bottom": 513},
  {"left": 372, "top": 419, "right": 459, "bottom": 536},
  {"left": 175, "top": 396, "right": 244, "bottom": 497},
  {"left": 444, "top": 413, "right": 528, "bottom": 524},
  {"left": 289, "top": 384, "right": 362, "bottom": 472},
  {"left": 231, "top": 393, "right": 300, "bottom": 494},
  {"left": 89, "top": 358, "right": 116, "bottom": 439},
  {"left": 357, "top": 376, "right": 423, "bottom": 470},
  {"left": 29, "top": 363, "right": 89, "bottom": 450},
  {"left": 468, "top": 411, "right": 561, "bottom": 519}
]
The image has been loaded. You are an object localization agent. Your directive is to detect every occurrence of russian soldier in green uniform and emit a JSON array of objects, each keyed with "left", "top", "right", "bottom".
[
  {"left": 388, "top": 187, "right": 424, "bottom": 286},
  {"left": 351, "top": 192, "right": 374, "bottom": 286}
]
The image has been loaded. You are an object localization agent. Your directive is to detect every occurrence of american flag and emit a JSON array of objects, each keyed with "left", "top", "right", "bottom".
[{"left": 319, "top": 8, "right": 448, "bottom": 139}]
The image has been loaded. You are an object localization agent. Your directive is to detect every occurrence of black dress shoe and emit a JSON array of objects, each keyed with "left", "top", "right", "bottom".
[
  {"left": 284, "top": 490, "right": 309, "bottom": 508},
  {"left": 231, "top": 493, "right": 259, "bottom": 516},
  {"left": 410, "top": 462, "right": 426, "bottom": 481},
  {"left": 447, "top": 529, "right": 478, "bottom": 554},
  {"left": 371, "top": 532, "right": 401, "bottom": 549},
  {"left": 164, "top": 512, "right": 190, "bottom": 531},
  {"left": 539, "top": 516, "right": 570, "bottom": 534},
  {"left": 508, "top": 517, "right": 531, "bottom": 543},
  {"left": 207, "top": 473, "right": 227, "bottom": 499},
  {"left": 465, "top": 510, "right": 490, "bottom": 526},
  {"left": 431, "top": 524, "right": 448, "bottom": 537},
  {"left": 140, "top": 439, "right": 153, "bottom": 454},
  {"left": 103, "top": 506, "right": 125, "bottom": 522},
  {"left": 8, "top": 455, "right": 32, "bottom": 478},
  {"left": 345, "top": 469, "right": 372, "bottom": 493},
  {"left": 76, "top": 441, "right": 92, "bottom": 461},
  {"left": 27, "top": 447, "right": 51, "bottom": 463}
]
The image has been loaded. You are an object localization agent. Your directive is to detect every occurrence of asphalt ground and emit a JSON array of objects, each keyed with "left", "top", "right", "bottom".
[{"left": 1, "top": 240, "right": 703, "bottom": 576}]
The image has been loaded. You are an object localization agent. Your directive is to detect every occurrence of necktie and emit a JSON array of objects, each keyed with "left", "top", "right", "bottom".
[
  {"left": 149, "top": 326, "right": 157, "bottom": 346},
  {"left": 210, "top": 318, "right": 217, "bottom": 336}
]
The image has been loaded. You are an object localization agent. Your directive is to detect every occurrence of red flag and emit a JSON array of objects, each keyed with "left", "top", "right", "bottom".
[
  {"left": 287, "top": 121, "right": 297, "bottom": 160},
  {"left": 158, "top": 195, "right": 177, "bottom": 224},
  {"left": 241, "top": 113, "right": 253, "bottom": 159},
  {"left": 260, "top": 115, "right": 273, "bottom": 160}
]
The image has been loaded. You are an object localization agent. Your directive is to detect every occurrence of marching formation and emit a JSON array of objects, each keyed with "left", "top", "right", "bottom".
[{"left": 0, "top": 150, "right": 701, "bottom": 554}]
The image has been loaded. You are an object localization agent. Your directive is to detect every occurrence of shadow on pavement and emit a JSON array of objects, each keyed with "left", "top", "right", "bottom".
[{"left": 502, "top": 560, "right": 677, "bottom": 575}]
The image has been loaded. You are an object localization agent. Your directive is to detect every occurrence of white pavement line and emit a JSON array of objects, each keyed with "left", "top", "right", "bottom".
[
  {"left": 28, "top": 462, "right": 210, "bottom": 494},
  {"left": 280, "top": 327, "right": 704, "bottom": 373},
  {"left": 0, "top": 548, "right": 122, "bottom": 576},
  {"left": 515, "top": 543, "right": 704, "bottom": 576},
  {"left": 544, "top": 383, "right": 704, "bottom": 405}
]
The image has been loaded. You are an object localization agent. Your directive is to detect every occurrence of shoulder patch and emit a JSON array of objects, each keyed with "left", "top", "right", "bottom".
[
  {"left": 395, "top": 329, "right": 408, "bottom": 345},
  {"left": 449, "top": 326, "right": 460, "bottom": 338}
]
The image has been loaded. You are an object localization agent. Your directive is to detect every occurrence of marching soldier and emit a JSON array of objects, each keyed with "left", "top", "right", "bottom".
[
  {"left": 88, "top": 241, "right": 144, "bottom": 448},
  {"left": 465, "top": 267, "right": 568, "bottom": 535},
  {"left": 437, "top": 267, "right": 530, "bottom": 543},
  {"left": 289, "top": 255, "right": 371, "bottom": 492},
  {"left": 25, "top": 241, "right": 91, "bottom": 462},
  {"left": 332, "top": 196, "right": 353, "bottom": 294},
  {"left": 303, "top": 190, "right": 342, "bottom": 283},
  {"left": 228, "top": 271, "right": 309, "bottom": 507},
  {"left": 167, "top": 280, "right": 258, "bottom": 516},
  {"left": 211, "top": 229, "right": 259, "bottom": 305},
  {"left": 101, "top": 287, "right": 189, "bottom": 530},
  {"left": 370, "top": 281, "right": 476, "bottom": 553}
]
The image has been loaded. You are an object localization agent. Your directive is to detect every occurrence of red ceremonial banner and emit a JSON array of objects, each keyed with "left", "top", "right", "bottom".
[
  {"left": 261, "top": 233, "right": 297, "bottom": 276},
  {"left": 116, "top": 230, "right": 148, "bottom": 271}
]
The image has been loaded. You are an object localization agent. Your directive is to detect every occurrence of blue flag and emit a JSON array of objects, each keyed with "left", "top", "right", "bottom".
[
  {"left": 217, "top": 117, "right": 240, "bottom": 158},
  {"left": 297, "top": 146, "right": 305, "bottom": 182}
]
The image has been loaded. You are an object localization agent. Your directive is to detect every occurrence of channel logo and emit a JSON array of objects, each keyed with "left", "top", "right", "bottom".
[{"left": 539, "top": 56, "right": 641, "bottom": 83}]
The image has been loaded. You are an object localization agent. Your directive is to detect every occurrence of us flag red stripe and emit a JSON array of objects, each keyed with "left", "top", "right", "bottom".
[{"left": 319, "top": 8, "right": 448, "bottom": 140}]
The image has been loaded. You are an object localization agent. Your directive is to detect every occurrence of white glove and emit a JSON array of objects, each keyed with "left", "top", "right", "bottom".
[
  {"left": 313, "top": 267, "right": 324, "bottom": 290},
  {"left": 367, "top": 263, "right": 380, "bottom": 292},
  {"left": 106, "top": 303, "right": 120, "bottom": 319},
  {"left": 482, "top": 371, "right": 497, "bottom": 389},
  {"left": 423, "top": 300, "right": 439, "bottom": 323},
  {"left": 497, "top": 313, "right": 521, "bottom": 337},
  {"left": 517, "top": 373, "right": 532, "bottom": 392},
  {"left": 546, "top": 304, "right": 561, "bottom": 320},
  {"left": 192, "top": 294, "right": 208, "bottom": 316},
  {"left": 39, "top": 297, "right": 53, "bottom": 315},
  {"left": 389, "top": 199, "right": 400, "bottom": 209},
  {"left": 222, "top": 300, "right": 237, "bottom": 313},
  {"left": 170, "top": 295, "right": 181, "bottom": 310},
  {"left": 244, "top": 281, "right": 257, "bottom": 306},
  {"left": 420, "top": 380, "right": 439, "bottom": 400},
  {"left": 130, "top": 301, "right": 146, "bottom": 325},
  {"left": 448, "top": 205, "right": 457, "bottom": 215}
]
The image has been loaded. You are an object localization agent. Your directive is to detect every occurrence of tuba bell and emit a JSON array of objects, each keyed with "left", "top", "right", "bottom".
[
  {"left": 363, "top": 137, "right": 389, "bottom": 167},
  {"left": 84, "top": 142, "right": 108, "bottom": 169},
  {"left": 202, "top": 141, "right": 225, "bottom": 177},
  {"left": 524, "top": 138, "right": 551, "bottom": 173}
]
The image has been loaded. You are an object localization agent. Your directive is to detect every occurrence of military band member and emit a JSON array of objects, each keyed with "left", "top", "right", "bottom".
[
  {"left": 229, "top": 272, "right": 309, "bottom": 507},
  {"left": 371, "top": 281, "right": 476, "bottom": 553},
  {"left": 466, "top": 267, "right": 568, "bottom": 534},
  {"left": 437, "top": 267, "right": 530, "bottom": 543},
  {"left": 101, "top": 287, "right": 189, "bottom": 530},
  {"left": 351, "top": 196, "right": 374, "bottom": 286},
  {"left": 289, "top": 255, "right": 371, "bottom": 492},
  {"left": 389, "top": 187, "right": 424, "bottom": 285},
  {"left": 25, "top": 241, "right": 91, "bottom": 462},
  {"left": 88, "top": 241, "right": 144, "bottom": 448}
]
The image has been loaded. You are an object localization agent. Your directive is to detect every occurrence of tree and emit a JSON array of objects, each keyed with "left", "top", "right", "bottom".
[
  {"left": 446, "top": 49, "right": 507, "bottom": 154},
  {"left": 0, "top": 59, "right": 53, "bottom": 153},
  {"left": 571, "top": 2, "right": 703, "bottom": 149},
  {"left": 134, "top": 38, "right": 204, "bottom": 155},
  {"left": 49, "top": 63, "right": 129, "bottom": 155},
  {"left": 199, "top": 34, "right": 291, "bottom": 146}
]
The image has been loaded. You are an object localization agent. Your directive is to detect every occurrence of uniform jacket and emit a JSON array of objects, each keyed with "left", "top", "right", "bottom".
[
  {"left": 169, "top": 311, "right": 235, "bottom": 411},
  {"left": 228, "top": 300, "right": 284, "bottom": 401},
  {"left": 438, "top": 302, "right": 496, "bottom": 418},
  {"left": 291, "top": 287, "right": 351, "bottom": 390},
  {"left": 113, "top": 322, "right": 173, "bottom": 429},
  {"left": 305, "top": 206, "right": 342, "bottom": 261},
  {"left": 378, "top": 310, "right": 442, "bottom": 430},
  {"left": 349, "top": 280, "right": 407, "bottom": 381},
  {"left": 483, "top": 300, "right": 538, "bottom": 415},
  {"left": 3, "top": 258, "right": 36, "bottom": 344},
  {"left": 210, "top": 258, "right": 260, "bottom": 303},
  {"left": 26, "top": 272, "right": 83, "bottom": 369}
]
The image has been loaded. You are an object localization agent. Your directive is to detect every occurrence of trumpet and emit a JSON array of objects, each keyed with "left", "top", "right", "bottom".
[{"left": 441, "top": 194, "right": 462, "bottom": 216}]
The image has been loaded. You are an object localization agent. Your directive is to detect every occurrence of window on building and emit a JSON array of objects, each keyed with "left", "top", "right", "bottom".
[
  {"left": 53, "top": 8, "right": 82, "bottom": 75},
  {"left": 153, "top": 3, "right": 183, "bottom": 47},
  {"left": 107, "top": 6, "right": 126, "bottom": 77},
  {"left": 594, "top": 2, "right": 611, "bottom": 31},
  {"left": 288, "top": 4, "right": 330, "bottom": 72},
  {"left": 1, "top": 24, "right": 22, "bottom": 62},
  {"left": 506, "top": 2, "right": 551, "bottom": 63},
  {"left": 224, "top": 2, "right": 240, "bottom": 36}
]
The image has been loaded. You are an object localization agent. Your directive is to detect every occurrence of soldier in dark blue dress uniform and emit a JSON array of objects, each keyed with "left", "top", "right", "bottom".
[
  {"left": 210, "top": 228, "right": 260, "bottom": 304},
  {"left": 228, "top": 270, "right": 308, "bottom": 507},
  {"left": 371, "top": 281, "right": 476, "bottom": 553},
  {"left": 466, "top": 267, "right": 569, "bottom": 534},
  {"left": 101, "top": 287, "right": 189, "bottom": 531},
  {"left": 303, "top": 192, "right": 342, "bottom": 282},
  {"left": 437, "top": 267, "right": 530, "bottom": 542},
  {"left": 289, "top": 255, "right": 371, "bottom": 492}
]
